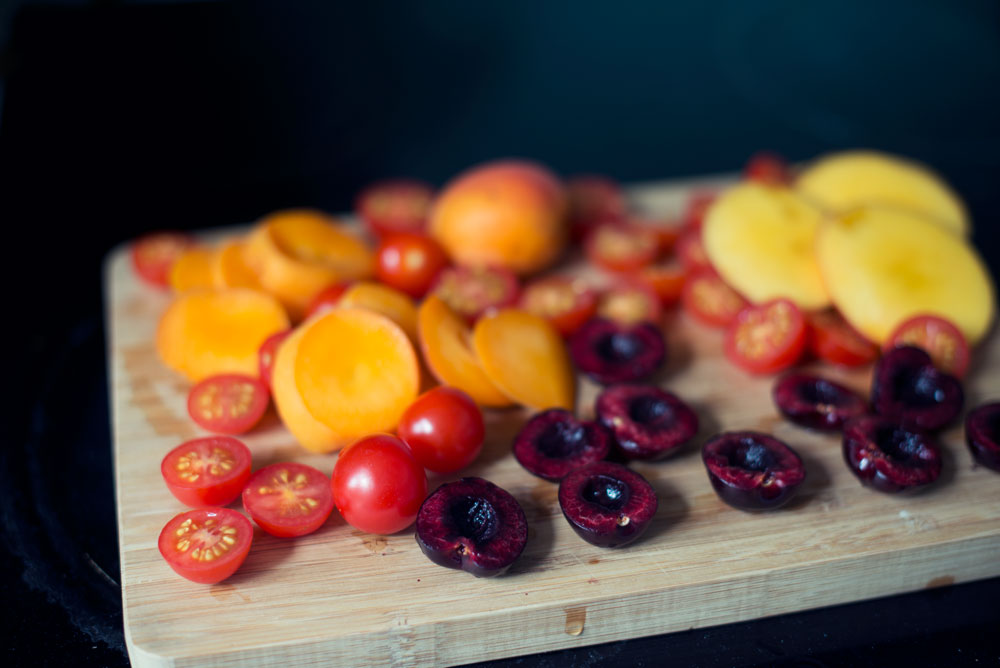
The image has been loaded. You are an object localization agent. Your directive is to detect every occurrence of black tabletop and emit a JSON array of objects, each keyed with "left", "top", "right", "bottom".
[{"left": 2, "top": 2, "right": 999, "bottom": 666}]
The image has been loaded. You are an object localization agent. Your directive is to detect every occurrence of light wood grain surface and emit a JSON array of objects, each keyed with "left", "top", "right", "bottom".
[{"left": 106, "top": 175, "right": 1000, "bottom": 667}]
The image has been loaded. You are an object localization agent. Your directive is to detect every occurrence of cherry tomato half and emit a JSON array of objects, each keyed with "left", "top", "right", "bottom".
[
  {"left": 566, "top": 175, "right": 627, "bottom": 241},
  {"left": 161, "top": 436, "right": 253, "bottom": 507},
  {"left": 724, "top": 299, "right": 807, "bottom": 374},
  {"left": 431, "top": 266, "right": 520, "bottom": 322},
  {"left": 597, "top": 280, "right": 663, "bottom": 326},
  {"left": 242, "top": 462, "right": 335, "bottom": 538},
  {"left": 682, "top": 191, "right": 716, "bottom": 232},
  {"left": 743, "top": 151, "right": 791, "bottom": 185},
  {"left": 676, "top": 230, "right": 712, "bottom": 273},
  {"left": 187, "top": 374, "right": 269, "bottom": 435},
  {"left": 374, "top": 233, "right": 449, "bottom": 298},
  {"left": 131, "top": 232, "right": 193, "bottom": 288},
  {"left": 158, "top": 507, "right": 253, "bottom": 584},
  {"left": 304, "top": 282, "right": 351, "bottom": 320},
  {"left": 519, "top": 276, "right": 599, "bottom": 337},
  {"left": 331, "top": 434, "right": 428, "bottom": 535},
  {"left": 258, "top": 329, "right": 292, "bottom": 391},
  {"left": 886, "top": 314, "right": 970, "bottom": 378},
  {"left": 807, "top": 310, "right": 878, "bottom": 368},
  {"left": 356, "top": 179, "right": 434, "bottom": 239},
  {"left": 585, "top": 223, "right": 660, "bottom": 273},
  {"left": 398, "top": 387, "right": 485, "bottom": 474},
  {"left": 681, "top": 270, "right": 749, "bottom": 328},
  {"left": 636, "top": 261, "right": 686, "bottom": 307}
]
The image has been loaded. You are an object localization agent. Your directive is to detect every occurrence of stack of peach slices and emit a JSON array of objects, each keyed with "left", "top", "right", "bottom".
[{"left": 133, "top": 151, "right": 998, "bottom": 584}]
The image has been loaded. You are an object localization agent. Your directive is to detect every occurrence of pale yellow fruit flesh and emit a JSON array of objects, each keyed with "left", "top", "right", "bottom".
[
  {"left": 797, "top": 150, "right": 969, "bottom": 235},
  {"left": 702, "top": 182, "right": 830, "bottom": 309},
  {"left": 816, "top": 207, "right": 994, "bottom": 344}
]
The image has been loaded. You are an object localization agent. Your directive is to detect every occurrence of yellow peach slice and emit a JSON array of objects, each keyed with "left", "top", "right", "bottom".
[
  {"left": 336, "top": 281, "right": 418, "bottom": 343},
  {"left": 168, "top": 248, "right": 214, "bottom": 293},
  {"left": 211, "top": 240, "right": 261, "bottom": 289}
]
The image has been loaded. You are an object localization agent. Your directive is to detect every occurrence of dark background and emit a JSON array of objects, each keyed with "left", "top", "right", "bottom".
[{"left": 1, "top": 1, "right": 999, "bottom": 666}]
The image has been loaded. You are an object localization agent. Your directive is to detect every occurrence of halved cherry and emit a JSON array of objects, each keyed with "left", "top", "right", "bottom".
[
  {"left": 304, "top": 282, "right": 352, "bottom": 320},
  {"left": 807, "top": 310, "right": 879, "bottom": 367},
  {"left": 519, "top": 276, "right": 598, "bottom": 337},
  {"left": 636, "top": 261, "right": 686, "bottom": 307},
  {"left": 681, "top": 270, "right": 749, "bottom": 328},
  {"left": 724, "top": 299, "right": 807, "bottom": 374},
  {"left": 566, "top": 175, "right": 627, "bottom": 241},
  {"left": 258, "top": 329, "right": 292, "bottom": 392},
  {"left": 355, "top": 178, "right": 434, "bottom": 239},
  {"left": 431, "top": 266, "right": 520, "bottom": 322},
  {"left": 161, "top": 436, "right": 253, "bottom": 507},
  {"left": 374, "top": 232, "right": 449, "bottom": 298},
  {"left": 158, "top": 507, "right": 253, "bottom": 584},
  {"left": 886, "top": 314, "right": 970, "bottom": 378},
  {"left": 597, "top": 280, "right": 663, "bottom": 326},
  {"left": 187, "top": 374, "right": 269, "bottom": 435},
  {"left": 242, "top": 462, "right": 335, "bottom": 537},
  {"left": 743, "top": 151, "right": 792, "bottom": 185},
  {"left": 131, "top": 232, "right": 193, "bottom": 288},
  {"left": 585, "top": 223, "right": 660, "bottom": 273},
  {"left": 676, "top": 230, "right": 712, "bottom": 273},
  {"left": 682, "top": 191, "right": 716, "bottom": 232}
]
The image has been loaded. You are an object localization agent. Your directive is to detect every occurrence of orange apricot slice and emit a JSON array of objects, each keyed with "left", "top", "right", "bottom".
[
  {"left": 471, "top": 308, "right": 575, "bottom": 411},
  {"left": 417, "top": 296, "right": 512, "bottom": 407},
  {"left": 294, "top": 308, "right": 419, "bottom": 443},
  {"left": 168, "top": 248, "right": 214, "bottom": 293},
  {"left": 244, "top": 209, "right": 375, "bottom": 320},
  {"left": 212, "top": 240, "right": 261, "bottom": 289},
  {"left": 156, "top": 288, "right": 290, "bottom": 381},
  {"left": 336, "top": 281, "right": 418, "bottom": 343}
]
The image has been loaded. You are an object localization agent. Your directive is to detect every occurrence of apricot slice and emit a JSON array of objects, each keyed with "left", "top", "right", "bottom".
[
  {"left": 294, "top": 308, "right": 419, "bottom": 442},
  {"left": 703, "top": 183, "right": 830, "bottom": 309},
  {"left": 816, "top": 207, "right": 995, "bottom": 344},
  {"left": 797, "top": 150, "right": 969, "bottom": 235},
  {"left": 156, "top": 288, "right": 290, "bottom": 381},
  {"left": 336, "top": 281, "right": 418, "bottom": 343},
  {"left": 212, "top": 240, "right": 261, "bottom": 289},
  {"left": 471, "top": 308, "right": 575, "bottom": 411},
  {"left": 168, "top": 248, "right": 214, "bottom": 293},
  {"left": 244, "top": 209, "right": 375, "bottom": 319},
  {"left": 417, "top": 295, "right": 512, "bottom": 407}
]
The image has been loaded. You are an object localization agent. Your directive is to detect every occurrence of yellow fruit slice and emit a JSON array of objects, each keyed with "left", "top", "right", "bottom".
[
  {"left": 168, "top": 248, "right": 214, "bottom": 293},
  {"left": 816, "top": 207, "right": 994, "bottom": 344},
  {"left": 211, "top": 240, "right": 261, "bottom": 289},
  {"left": 702, "top": 182, "right": 830, "bottom": 309},
  {"left": 797, "top": 150, "right": 969, "bottom": 235},
  {"left": 336, "top": 281, "right": 418, "bottom": 344}
]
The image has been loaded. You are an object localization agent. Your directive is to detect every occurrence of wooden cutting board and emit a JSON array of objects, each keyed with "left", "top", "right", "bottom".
[{"left": 106, "top": 175, "right": 1000, "bottom": 668}]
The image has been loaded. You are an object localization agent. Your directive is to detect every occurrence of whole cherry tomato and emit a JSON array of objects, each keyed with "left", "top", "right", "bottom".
[
  {"left": 398, "top": 387, "right": 485, "bottom": 473},
  {"left": 374, "top": 233, "right": 449, "bottom": 298},
  {"left": 131, "top": 232, "right": 193, "bottom": 288}
]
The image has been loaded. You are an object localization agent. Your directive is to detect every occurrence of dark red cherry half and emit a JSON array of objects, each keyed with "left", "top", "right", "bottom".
[
  {"left": 871, "top": 346, "right": 963, "bottom": 431},
  {"left": 596, "top": 384, "right": 699, "bottom": 460},
  {"left": 842, "top": 415, "right": 942, "bottom": 494},
  {"left": 558, "top": 462, "right": 657, "bottom": 548},
  {"left": 569, "top": 318, "right": 666, "bottom": 385},
  {"left": 965, "top": 402, "right": 1000, "bottom": 473},
  {"left": 512, "top": 409, "right": 611, "bottom": 482},
  {"left": 772, "top": 373, "right": 868, "bottom": 431},
  {"left": 702, "top": 431, "right": 806, "bottom": 511}
]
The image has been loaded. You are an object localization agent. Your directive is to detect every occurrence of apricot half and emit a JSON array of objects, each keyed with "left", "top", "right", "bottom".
[
  {"left": 212, "top": 240, "right": 261, "bottom": 290},
  {"left": 417, "top": 295, "right": 512, "bottom": 407},
  {"left": 471, "top": 308, "right": 575, "bottom": 411},
  {"left": 336, "top": 281, "right": 418, "bottom": 343},
  {"left": 429, "top": 160, "right": 567, "bottom": 275},
  {"left": 168, "top": 248, "right": 214, "bottom": 293},
  {"left": 702, "top": 183, "right": 830, "bottom": 309},
  {"left": 797, "top": 150, "right": 969, "bottom": 235},
  {"left": 816, "top": 207, "right": 995, "bottom": 344}
]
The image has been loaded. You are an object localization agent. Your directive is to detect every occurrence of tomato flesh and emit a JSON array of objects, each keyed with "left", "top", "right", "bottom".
[
  {"left": 131, "top": 232, "right": 193, "bottom": 287},
  {"left": 158, "top": 507, "right": 253, "bottom": 584},
  {"left": 258, "top": 329, "right": 292, "bottom": 392},
  {"left": 431, "top": 266, "right": 520, "bottom": 322},
  {"left": 637, "top": 262, "right": 686, "bottom": 307},
  {"left": 304, "top": 282, "right": 351, "bottom": 320},
  {"left": 676, "top": 230, "right": 712, "bottom": 273},
  {"left": 519, "top": 276, "right": 598, "bottom": 337},
  {"left": 743, "top": 151, "right": 791, "bottom": 185},
  {"left": 566, "top": 175, "right": 627, "bottom": 241},
  {"left": 681, "top": 270, "right": 748, "bottom": 328},
  {"left": 585, "top": 223, "right": 660, "bottom": 273},
  {"left": 725, "top": 299, "right": 807, "bottom": 374},
  {"left": 807, "top": 310, "right": 878, "bottom": 367},
  {"left": 886, "top": 314, "right": 970, "bottom": 378},
  {"left": 242, "top": 462, "right": 334, "bottom": 537},
  {"left": 187, "top": 374, "right": 269, "bottom": 435},
  {"left": 597, "top": 281, "right": 663, "bottom": 326},
  {"left": 356, "top": 179, "right": 434, "bottom": 239},
  {"left": 161, "top": 436, "right": 252, "bottom": 507},
  {"left": 374, "top": 233, "right": 449, "bottom": 298},
  {"left": 398, "top": 387, "right": 485, "bottom": 474}
]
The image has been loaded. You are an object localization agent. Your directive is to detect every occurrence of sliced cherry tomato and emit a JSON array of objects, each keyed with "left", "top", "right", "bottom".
[
  {"left": 682, "top": 191, "right": 716, "bottom": 232},
  {"left": 431, "top": 266, "right": 520, "bottom": 322},
  {"left": 374, "top": 233, "right": 449, "bottom": 298},
  {"left": 519, "top": 276, "right": 598, "bottom": 337},
  {"left": 637, "top": 261, "right": 686, "bottom": 307},
  {"left": 398, "top": 387, "right": 485, "bottom": 474},
  {"left": 161, "top": 436, "right": 253, "bottom": 507},
  {"left": 331, "top": 434, "right": 428, "bottom": 535},
  {"left": 356, "top": 179, "right": 434, "bottom": 239},
  {"left": 258, "top": 329, "right": 292, "bottom": 391},
  {"left": 597, "top": 280, "right": 663, "bottom": 325},
  {"left": 158, "top": 507, "right": 253, "bottom": 584},
  {"left": 131, "top": 232, "right": 193, "bottom": 288},
  {"left": 886, "top": 314, "right": 970, "bottom": 377},
  {"left": 724, "top": 298, "right": 807, "bottom": 374},
  {"left": 566, "top": 175, "right": 627, "bottom": 241},
  {"left": 640, "top": 218, "right": 682, "bottom": 255},
  {"left": 304, "top": 282, "right": 352, "bottom": 320},
  {"left": 585, "top": 223, "right": 660, "bottom": 273},
  {"left": 743, "top": 151, "right": 792, "bottom": 185},
  {"left": 807, "top": 310, "right": 879, "bottom": 367},
  {"left": 681, "top": 270, "right": 749, "bottom": 328},
  {"left": 187, "top": 374, "right": 269, "bottom": 435},
  {"left": 242, "top": 462, "right": 335, "bottom": 537},
  {"left": 676, "top": 230, "right": 712, "bottom": 273}
]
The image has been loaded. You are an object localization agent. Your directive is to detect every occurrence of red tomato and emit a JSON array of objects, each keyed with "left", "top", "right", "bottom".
[
  {"left": 258, "top": 329, "right": 292, "bottom": 391},
  {"left": 158, "top": 507, "right": 253, "bottom": 584},
  {"left": 637, "top": 262, "right": 686, "bottom": 307},
  {"left": 807, "top": 310, "right": 878, "bottom": 367},
  {"left": 642, "top": 219, "right": 682, "bottom": 255},
  {"left": 886, "top": 314, "right": 970, "bottom": 378},
  {"left": 566, "top": 175, "right": 627, "bottom": 241},
  {"left": 682, "top": 191, "right": 716, "bottom": 231},
  {"left": 681, "top": 270, "right": 749, "bottom": 328},
  {"left": 187, "top": 374, "right": 269, "bottom": 435},
  {"left": 398, "top": 387, "right": 485, "bottom": 473},
  {"left": 374, "top": 233, "right": 449, "bottom": 298},
  {"left": 161, "top": 436, "right": 253, "bottom": 507},
  {"left": 724, "top": 299, "right": 807, "bottom": 374},
  {"left": 331, "top": 435, "right": 428, "bottom": 535},
  {"left": 304, "top": 282, "right": 351, "bottom": 320},
  {"left": 431, "top": 266, "right": 520, "bottom": 322},
  {"left": 131, "top": 232, "right": 193, "bottom": 287},
  {"left": 676, "top": 230, "right": 712, "bottom": 273},
  {"left": 597, "top": 280, "right": 663, "bottom": 325},
  {"left": 519, "top": 276, "right": 599, "bottom": 336},
  {"left": 356, "top": 179, "right": 434, "bottom": 239},
  {"left": 585, "top": 223, "right": 660, "bottom": 273},
  {"left": 743, "top": 151, "right": 791, "bottom": 185},
  {"left": 242, "top": 462, "right": 335, "bottom": 537}
]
